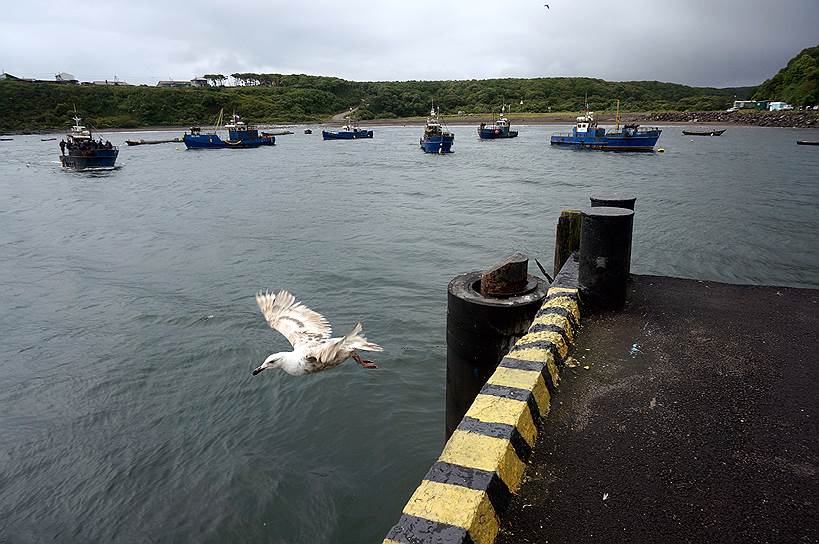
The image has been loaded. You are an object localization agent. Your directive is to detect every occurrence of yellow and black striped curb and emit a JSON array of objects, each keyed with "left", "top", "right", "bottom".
[{"left": 384, "top": 286, "right": 580, "bottom": 544}]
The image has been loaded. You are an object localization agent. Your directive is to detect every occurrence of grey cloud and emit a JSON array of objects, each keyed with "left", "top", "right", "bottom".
[{"left": 1, "top": 0, "right": 816, "bottom": 87}]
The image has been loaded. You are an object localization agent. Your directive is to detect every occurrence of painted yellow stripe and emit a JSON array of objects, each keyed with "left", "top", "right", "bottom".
[
  {"left": 541, "top": 297, "right": 580, "bottom": 321},
  {"left": 465, "top": 393, "right": 537, "bottom": 447},
  {"left": 402, "top": 480, "right": 499, "bottom": 544},
  {"left": 506, "top": 347, "right": 560, "bottom": 389},
  {"left": 516, "top": 329, "right": 569, "bottom": 357},
  {"left": 547, "top": 287, "right": 579, "bottom": 295},
  {"left": 487, "top": 366, "right": 550, "bottom": 418},
  {"left": 382, "top": 540, "right": 401, "bottom": 544},
  {"left": 532, "top": 312, "right": 575, "bottom": 340},
  {"left": 439, "top": 430, "right": 527, "bottom": 493}
]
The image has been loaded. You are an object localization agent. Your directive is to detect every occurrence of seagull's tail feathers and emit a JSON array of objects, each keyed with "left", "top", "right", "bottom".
[{"left": 344, "top": 321, "right": 384, "bottom": 352}]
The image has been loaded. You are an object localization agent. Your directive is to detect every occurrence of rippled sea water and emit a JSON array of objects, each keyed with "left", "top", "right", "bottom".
[{"left": 1, "top": 124, "right": 818, "bottom": 543}]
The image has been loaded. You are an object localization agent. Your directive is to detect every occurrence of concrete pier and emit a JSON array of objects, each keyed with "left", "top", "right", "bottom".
[{"left": 497, "top": 275, "right": 818, "bottom": 544}]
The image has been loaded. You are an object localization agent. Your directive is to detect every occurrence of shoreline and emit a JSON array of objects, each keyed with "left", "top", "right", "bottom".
[{"left": 6, "top": 111, "right": 817, "bottom": 136}]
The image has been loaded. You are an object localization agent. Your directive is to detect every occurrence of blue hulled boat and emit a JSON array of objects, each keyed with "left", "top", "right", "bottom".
[
  {"left": 550, "top": 110, "right": 661, "bottom": 151},
  {"left": 59, "top": 114, "right": 118, "bottom": 170},
  {"left": 420, "top": 106, "right": 454, "bottom": 153},
  {"left": 322, "top": 120, "right": 373, "bottom": 140},
  {"left": 183, "top": 112, "right": 275, "bottom": 149},
  {"left": 478, "top": 106, "right": 518, "bottom": 139}
]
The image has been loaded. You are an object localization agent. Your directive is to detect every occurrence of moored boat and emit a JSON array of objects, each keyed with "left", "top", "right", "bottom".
[
  {"left": 550, "top": 109, "right": 661, "bottom": 152},
  {"left": 478, "top": 105, "right": 518, "bottom": 139},
  {"left": 304, "top": 129, "right": 313, "bottom": 135},
  {"left": 183, "top": 111, "right": 275, "bottom": 149},
  {"left": 420, "top": 105, "right": 454, "bottom": 153},
  {"left": 796, "top": 140, "right": 819, "bottom": 146},
  {"left": 125, "top": 138, "right": 181, "bottom": 146},
  {"left": 682, "top": 129, "right": 726, "bottom": 136},
  {"left": 322, "top": 120, "right": 373, "bottom": 140},
  {"left": 59, "top": 113, "right": 118, "bottom": 170}
]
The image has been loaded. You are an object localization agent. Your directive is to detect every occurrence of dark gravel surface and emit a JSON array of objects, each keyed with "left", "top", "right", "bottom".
[{"left": 497, "top": 275, "right": 818, "bottom": 544}]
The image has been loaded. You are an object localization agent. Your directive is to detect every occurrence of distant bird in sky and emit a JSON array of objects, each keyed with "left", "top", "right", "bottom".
[
  {"left": 251, "top": 290, "right": 383, "bottom": 376},
  {"left": 544, "top": 4, "right": 549, "bottom": 8}
]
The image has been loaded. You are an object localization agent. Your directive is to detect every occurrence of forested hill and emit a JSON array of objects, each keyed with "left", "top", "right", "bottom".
[
  {"left": 1, "top": 74, "right": 754, "bottom": 132},
  {"left": 753, "top": 45, "right": 818, "bottom": 106}
]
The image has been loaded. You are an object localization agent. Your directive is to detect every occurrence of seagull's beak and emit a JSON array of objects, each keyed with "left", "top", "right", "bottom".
[{"left": 252, "top": 365, "right": 265, "bottom": 376}]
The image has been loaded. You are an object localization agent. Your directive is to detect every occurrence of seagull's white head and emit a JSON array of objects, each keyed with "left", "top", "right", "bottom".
[{"left": 252, "top": 352, "right": 284, "bottom": 376}]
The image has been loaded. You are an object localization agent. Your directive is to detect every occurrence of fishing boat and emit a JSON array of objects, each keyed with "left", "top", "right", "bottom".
[
  {"left": 682, "top": 129, "right": 726, "bottom": 136},
  {"left": 420, "top": 105, "right": 454, "bottom": 153},
  {"left": 59, "top": 113, "right": 118, "bottom": 169},
  {"left": 478, "top": 105, "right": 518, "bottom": 139},
  {"left": 322, "top": 120, "right": 373, "bottom": 140},
  {"left": 183, "top": 111, "right": 275, "bottom": 149},
  {"left": 550, "top": 101, "right": 661, "bottom": 151},
  {"left": 304, "top": 129, "right": 313, "bottom": 135}
]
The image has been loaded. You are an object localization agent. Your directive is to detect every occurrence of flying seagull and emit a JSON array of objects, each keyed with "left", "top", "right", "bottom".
[
  {"left": 544, "top": 4, "right": 549, "bottom": 8},
  {"left": 251, "top": 290, "right": 383, "bottom": 376}
]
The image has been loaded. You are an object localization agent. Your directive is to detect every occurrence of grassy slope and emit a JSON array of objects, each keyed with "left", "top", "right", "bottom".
[{"left": 752, "top": 45, "right": 819, "bottom": 106}]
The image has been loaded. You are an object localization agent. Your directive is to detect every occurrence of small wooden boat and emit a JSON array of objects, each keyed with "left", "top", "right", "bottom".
[
  {"left": 796, "top": 140, "right": 819, "bottom": 146},
  {"left": 260, "top": 129, "right": 294, "bottom": 136},
  {"left": 682, "top": 129, "right": 726, "bottom": 136},
  {"left": 125, "top": 138, "right": 181, "bottom": 146},
  {"left": 41, "top": 137, "right": 57, "bottom": 141},
  {"left": 0, "top": 137, "right": 13, "bottom": 141}
]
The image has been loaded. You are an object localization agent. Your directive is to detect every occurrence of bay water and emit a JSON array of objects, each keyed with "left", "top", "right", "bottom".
[{"left": 1, "top": 124, "right": 817, "bottom": 542}]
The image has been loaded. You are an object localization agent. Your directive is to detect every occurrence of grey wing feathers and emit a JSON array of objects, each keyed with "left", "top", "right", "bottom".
[{"left": 256, "top": 290, "right": 332, "bottom": 347}]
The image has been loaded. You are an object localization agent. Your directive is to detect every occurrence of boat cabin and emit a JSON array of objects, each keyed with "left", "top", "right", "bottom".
[{"left": 225, "top": 113, "right": 260, "bottom": 141}]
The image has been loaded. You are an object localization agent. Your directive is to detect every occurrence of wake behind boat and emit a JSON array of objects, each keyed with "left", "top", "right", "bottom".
[
  {"left": 183, "top": 111, "right": 275, "bottom": 149},
  {"left": 59, "top": 113, "right": 118, "bottom": 170}
]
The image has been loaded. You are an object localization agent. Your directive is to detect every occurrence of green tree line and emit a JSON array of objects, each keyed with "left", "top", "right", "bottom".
[{"left": 1, "top": 74, "right": 754, "bottom": 132}]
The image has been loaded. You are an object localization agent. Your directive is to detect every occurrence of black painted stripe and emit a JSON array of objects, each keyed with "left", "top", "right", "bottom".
[
  {"left": 458, "top": 415, "right": 533, "bottom": 461},
  {"left": 499, "top": 356, "right": 545, "bottom": 373},
  {"left": 479, "top": 383, "right": 542, "bottom": 427},
  {"left": 512, "top": 339, "right": 566, "bottom": 368},
  {"left": 544, "top": 291, "right": 579, "bottom": 304},
  {"left": 502, "top": 352, "right": 559, "bottom": 392},
  {"left": 424, "top": 460, "right": 513, "bottom": 513},
  {"left": 386, "top": 514, "right": 474, "bottom": 544},
  {"left": 535, "top": 305, "right": 579, "bottom": 333},
  {"left": 498, "top": 356, "right": 556, "bottom": 392},
  {"left": 527, "top": 322, "right": 572, "bottom": 349}
]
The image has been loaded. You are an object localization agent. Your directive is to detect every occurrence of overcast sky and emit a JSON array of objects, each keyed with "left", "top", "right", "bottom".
[{"left": 2, "top": 0, "right": 816, "bottom": 88}]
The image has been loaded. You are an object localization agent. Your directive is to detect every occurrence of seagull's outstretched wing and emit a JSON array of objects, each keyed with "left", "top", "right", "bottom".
[{"left": 256, "top": 290, "right": 332, "bottom": 347}]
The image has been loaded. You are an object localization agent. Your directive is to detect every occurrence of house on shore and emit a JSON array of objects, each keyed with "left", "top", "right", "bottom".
[{"left": 157, "top": 77, "right": 210, "bottom": 88}]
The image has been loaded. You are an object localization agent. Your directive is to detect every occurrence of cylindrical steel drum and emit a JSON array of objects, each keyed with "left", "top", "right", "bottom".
[
  {"left": 446, "top": 271, "right": 548, "bottom": 438},
  {"left": 578, "top": 206, "right": 634, "bottom": 310}
]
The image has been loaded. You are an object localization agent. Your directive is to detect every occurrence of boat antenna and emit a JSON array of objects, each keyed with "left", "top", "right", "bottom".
[{"left": 615, "top": 99, "right": 621, "bottom": 131}]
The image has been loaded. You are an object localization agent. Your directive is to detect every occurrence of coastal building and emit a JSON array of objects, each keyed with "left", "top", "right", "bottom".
[
  {"left": 55, "top": 72, "right": 78, "bottom": 84},
  {"left": 92, "top": 79, "right": 129, "bottom": 86},
  {"left": 768, "top": 101, "right": 793, "bottom": 111},
  {"left": 190, "top": 77, "right": 209, "bottom": 87},
  {"left": 733, "top": 100, "right": 769, "bottom": 110},
  {"left": 157, "top": 80, "right": 192, "bottom": 88}
]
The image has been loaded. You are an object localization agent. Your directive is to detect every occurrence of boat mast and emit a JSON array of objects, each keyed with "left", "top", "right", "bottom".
[{"left": 615, "top": 99, "right": 621, "bottom": 131}]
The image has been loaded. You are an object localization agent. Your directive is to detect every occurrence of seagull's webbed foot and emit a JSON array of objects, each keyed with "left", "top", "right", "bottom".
[{"left": 352, "top": 353, "right": 378, "bottom": 369}]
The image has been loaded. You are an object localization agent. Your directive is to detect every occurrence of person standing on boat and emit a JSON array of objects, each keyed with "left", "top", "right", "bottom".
[{"left": 59, "top": 140, "right": 66, "bottom": 155}]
